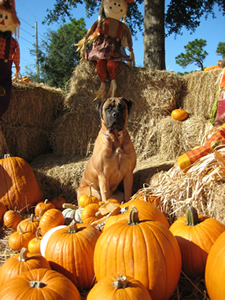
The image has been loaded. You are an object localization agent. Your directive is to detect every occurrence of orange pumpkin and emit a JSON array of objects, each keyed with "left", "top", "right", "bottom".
[
  {"left": 21, "top": 76, "right": 31, "bottom": 83},
  {"left": 205, "top": 231, "right": 225, "bottom": 299},
  {"left": 35, "top": 199, "right": 55, "bottom": 218},
  {"left": 17, "top": 214, "right": 39, "bottom": 234},
  {"left": 0, "top": 247, "right": 51, "bottom": 286},
  {"left": 8, "top": 224, "right": 35, "bottom": 251},
  {"left": 43, "top": 220, "right": 101, "bottom": 290},
  {"left": 104, "top": 199, "right": 169, "bottom": 231},
  {"left": 170, "top": 205, "right": 225, "bottom": 279},
  {"left": 3, "top": 209, "right": 23, "bottom": 230},
  {"left": 50, "top": 195, "right": 66, "bottom": 211},
  {"left": 171, "top": 108, "right": 188, "bottom": 121},
  {"left": 81, "top": 203, "right": 102, "bottom": 224},
  {"left": 0, "top": 268, "right": 81, "bottom": 300},
  {"left": 39, "top": 208, "right": 65, "bottom": 236},
  {"left": 94, "top": 207, "right": 181, "bottom": 300},
  {"left": 87, "top": 274, "right": 152, "bottom": 300},
  {"left": 28, "top": 227, "right": 42, "bottom": 254},
  {"left": 0, "top": 155, "right": 42, "bottom": 211},
  {"left": 78, "top": 184, "right": 99, "bottom": 207}
]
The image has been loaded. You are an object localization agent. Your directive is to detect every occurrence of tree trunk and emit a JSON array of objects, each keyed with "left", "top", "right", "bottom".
[{"left": 144, "top": 0, "right": 165, "bottom": 70}]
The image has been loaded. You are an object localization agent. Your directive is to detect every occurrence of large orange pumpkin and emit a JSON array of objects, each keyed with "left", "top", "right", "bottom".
[
  {"left": 94, "top": 207, "right": 181, "bottom": 300},
  {"left": 205, "top": 231, "right": 225, "bottom": 299},
  {"left": 104, "top": 199, "right": 169, "bottom": 231},
  {"left": 0, "top": 155, "right": 42, "bottom": 211},
  {"left": 0, "top": 268, "right": 81, "bottom": 300},
  {"left": 81, "top": 203, "right": 102, "bottom": 224},
  {"left": 78, "top": 184, "right": 99, "bottom": 207},
  {"left": 87, "top": 274, "right": 152, "bottom": 300},
  {"left": 43, "top": 220, "right": 101, "bottom": 290},
  {"left": 0, "top": 247, "right": 51, "bottom": 286},
  {"left": 170, "top": 205, "right": 225, "bottom": 279}
]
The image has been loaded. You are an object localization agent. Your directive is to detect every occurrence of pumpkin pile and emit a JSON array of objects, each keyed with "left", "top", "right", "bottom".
[{"left": 1, "top": 155, "right": 225, "bottom": 299}]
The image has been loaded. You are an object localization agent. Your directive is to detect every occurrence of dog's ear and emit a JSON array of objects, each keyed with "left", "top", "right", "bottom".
[
  {"left": 122, "top": 98, "right": 133, "bottom": 114},
  {"left": 96, "top": 100, "right": 104, "bottom": 118}
]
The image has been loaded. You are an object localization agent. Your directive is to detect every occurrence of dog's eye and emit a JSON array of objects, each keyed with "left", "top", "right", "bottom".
[{"left": 105, "top": 105, "right": 112, "bottom": 111}]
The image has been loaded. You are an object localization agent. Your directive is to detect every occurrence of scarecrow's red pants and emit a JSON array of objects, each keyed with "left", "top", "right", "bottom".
[{"left": 97, "top": 60, "right": 119, "bottom": 83}]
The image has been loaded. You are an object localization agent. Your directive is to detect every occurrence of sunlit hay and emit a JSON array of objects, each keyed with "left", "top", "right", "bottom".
[
  {"left": 50, "top": 111, "right": 99, "bottom": 158},
  {"left": 156, "top": 116, "right": 209, "bottom": 161},
  {"left": 180, "top": 68, "right": 223, "bottom": 119},
  {"left": 133, "top": 146, "right": 225, "bottom": 225},
  {"left": 0, "top": 227, "right": 18, "bottom": 267},
  {"left": 31, "top": 154, "right": 88, "bottom": 204},
  {"left": 1, "top": 125, "right": 50, "bottom": 162}
]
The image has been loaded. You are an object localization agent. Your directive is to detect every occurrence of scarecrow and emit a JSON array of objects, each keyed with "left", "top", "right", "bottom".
[
  {"left": 0, "top": 0, "right": 20, "bottom": 118},
  {"left": 76, "top": 0, "right": 135, "bottom": 100}
]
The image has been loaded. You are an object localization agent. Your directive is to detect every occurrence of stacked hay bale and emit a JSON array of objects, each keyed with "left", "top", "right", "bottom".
[{"left": 0, "top": 81, "right": 64, "bottom": 162}]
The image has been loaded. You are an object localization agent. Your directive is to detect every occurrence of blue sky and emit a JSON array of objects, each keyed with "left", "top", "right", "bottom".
[{"left": 15, "top": 0, "right": 224, "bottom": 76}]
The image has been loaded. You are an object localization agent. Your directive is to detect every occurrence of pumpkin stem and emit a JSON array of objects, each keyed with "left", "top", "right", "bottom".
[
  {"left": 62, "top": 203, "right": 78, "bottom": 210},
  {"left": 18, "top": 224, "right": 24, "bottom": 235},
  {"left": 29, "top": 281, "right": 46, "bottom": 288},
  {"left": 89, "top": 183, "right": 93, "bottom": 197},
  {"left": 128, "top": 206, "right": 139, "bottom": 225},
  {"left": 29, "top": 214, "right": 34, "bottom": 223},
  {"left": 113, "top": 275, "right": 128, "bottom": 289},
  {"left": 35, "top": 227, "right": 41, "bottom": 240},
  {"left": 68, "top": 220, "right": 78, "bottom": 233},
  {"left": 186, "top": 205, "right": 199, "bottom": 226},
  {"left": 44, "top": 199, "right": 49, "bottom": 204},
  {"left": 19, "top": 247, "right": 29, "bottom": 262}
]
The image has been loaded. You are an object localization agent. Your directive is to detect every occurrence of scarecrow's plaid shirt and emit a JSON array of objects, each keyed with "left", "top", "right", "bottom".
[{"left": 0, "top": 35, "right": 20, "bottom": 72}]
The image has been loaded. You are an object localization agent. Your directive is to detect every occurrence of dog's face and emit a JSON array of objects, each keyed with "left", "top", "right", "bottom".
[{"left": 98, "top": 97, "right": 132, "bottom": 133}]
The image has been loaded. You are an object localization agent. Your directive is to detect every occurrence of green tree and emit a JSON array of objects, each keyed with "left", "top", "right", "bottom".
[
  {"left": 37, "top": 18, "right": 87, "bottom": 89},
  {"left": 216, "top": 42, "right": 225, "bottom": 58},
  {"left": 44, "top": 0, "right": 225, "bottom": 70},
  {"left": 175, "top": 39, "right": 208, "bottom": 71}
]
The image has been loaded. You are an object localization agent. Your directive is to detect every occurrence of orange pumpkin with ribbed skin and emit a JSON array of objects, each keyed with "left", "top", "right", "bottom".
[
  {"left": 35, "top": 199, "right": 55, "bottom": 218},
  {"left": 3, "top": 209, "right": 23, "bottom": 230},
  {"left": 17, "top": 214, "right": 39, "bottom": 234},
  {"left": 0, "top": 247, "right": 51, "bottom": 287},
  {"left": 8, "top": 225, "right": 35, "bottom": 251},
  {"left": 50, "top": 196, "right": 66, "bottom": 211},
  {"left": 81, "top": 203, "right": 102, "bottom": 224},
  {"left": 0, "top": 202, "right": 6, "bottom": 222},
  {"left": 170, "top": 205, "right": 225, "bottom": 279},
  {"left": 39, "top": 208, "right": 65, "bottom": 236},
  {"left": 104, "top": 199, "right": 169, "bottom": 231},
  {"left": 0, "top": 155, "right": 42, "bottom": 212},
  {"left": 43, "top": 220, "right": 101, "bottom": 290},
  {"left": 87, "top": 274, "right": 152, "bottom": 300},
  {"left": 78, "top": 184, "right": 99, "bottom": 208},
  {"left": 205, "top": 231, "right": 225, "bottom": 299},
  {"left": 0, "top": 268, "right": 81, "bottom": 300},
  {"left": 28, "top": 227, "right": 42, "bottom": 254},
  {"left": 94, "top": 207, "right": 181, "bottom": 300},
  {"left": 171, "top": 108, "right": 188, "bottom": 121}
]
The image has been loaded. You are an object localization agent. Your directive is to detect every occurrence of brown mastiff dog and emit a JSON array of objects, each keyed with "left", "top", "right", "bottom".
[{"left": 77, "top": 97, "right": 136, "bottom": 203}]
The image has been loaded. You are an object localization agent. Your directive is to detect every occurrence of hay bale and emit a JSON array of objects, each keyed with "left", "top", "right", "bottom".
[
  {"left": 157, "top": 116, "right": 209, "bottom": 161},
  {"left": 180, "top": 68, "right": 223, "bottom": 118},
  {"left": 1, "top": 125, "right": 50, "bottom": 161},
  {"left": 0, "top": 82, "right": 65, "bottom": 161},
  {"left": 31, "top": 154, "right": 88, "bottom": 203},
  {"left": 66, "top": 62, "right": 184, "bottom": 120},
  {"left": 2, "top": 82, "right": 65, "bottom": 127},
  {"left": 50, "top": 111, "right": 99, "bottom": 157}
]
